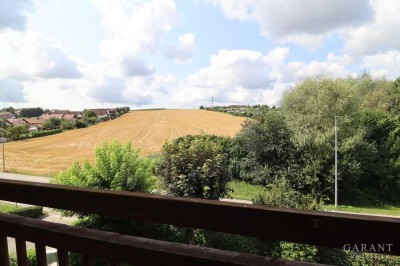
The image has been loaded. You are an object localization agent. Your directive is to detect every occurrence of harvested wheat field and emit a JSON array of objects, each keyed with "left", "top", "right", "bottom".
[{"left": 2, "top": 110, "right": 247, "bottom": 176}]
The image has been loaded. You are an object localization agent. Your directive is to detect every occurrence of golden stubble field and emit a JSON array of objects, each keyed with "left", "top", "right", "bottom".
[{"left": 1, "top": 110, "right": 247, "bottom": 176}]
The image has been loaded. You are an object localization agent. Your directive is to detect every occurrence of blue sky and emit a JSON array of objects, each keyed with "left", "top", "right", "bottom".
[{"left": 0, "top": 0, "right": 399, "bottom": 110}]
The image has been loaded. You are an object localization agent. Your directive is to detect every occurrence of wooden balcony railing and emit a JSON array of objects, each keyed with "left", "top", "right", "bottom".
[{"left": 0, "top": 179, "right": 399, "bottom": 265}]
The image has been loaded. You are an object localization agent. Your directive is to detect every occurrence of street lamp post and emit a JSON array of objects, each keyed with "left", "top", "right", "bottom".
[
  {"left": 2, "top": 119, "right": 4, "bottom": 173},
  {"left": 334, "top": 116, "right": 339, "bottom": 208}
]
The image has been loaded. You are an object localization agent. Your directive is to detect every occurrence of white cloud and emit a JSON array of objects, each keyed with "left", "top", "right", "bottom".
[
  {"left": 120, "top": 55, "right": 155, "bottom": 77},
  {"left": 345, "top": 0, "right": 400, "bottom": 55},
  {"left": 0, "top": 0, "right": 32, "bottom": 31},
  {"left": 166, "top": 33, "right": 196, "bottom": 63},
  {"left": 210, "top": 0, "right": 373, "bottom": 47},
  {"left": 84, "top": 59, "right": 176, "bottom": 106},
  {"left": 0, "top": 79, "right": 26, "bottom": 102},
  {"left": 88, "top": 76, "right": 126, "bottom": 103},
  {"left": 187, "top": 49, "right": 272, "bottom": 90},
  {"left": 176, "top": 48, "right": 354, "bottom": 107},
  {"left": 22, "top": 79, "right": 98, "bottom": 110},
  {"left": 363, "top": 51, "right": 400, "bottom": 80},
  {"left": 93, "top": 0, "right": 180, "bottom": 58},
  {"left": 0, "top": 32, "right": 81, "bottom": 80}
]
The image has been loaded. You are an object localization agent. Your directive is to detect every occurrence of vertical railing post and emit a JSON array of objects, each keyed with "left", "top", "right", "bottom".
[
  {"left": 57, "top": 249, "right": 68, "bottom": 266},
  {"left": 15, "top": 239, "right": 27, "bottom": 266},
  {"left": 0, "top": 236, "right": 9, "bottom": 266},
  {"left": 82, "top": 255, "right": 93, "bottom": 266},
  {"left": 35, "top": 244, "right": 47, "bottom": 266}
]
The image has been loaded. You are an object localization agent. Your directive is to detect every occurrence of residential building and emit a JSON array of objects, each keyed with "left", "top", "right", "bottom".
[{"left": 0, "top": 112, "right": 16, "bottom": 119}]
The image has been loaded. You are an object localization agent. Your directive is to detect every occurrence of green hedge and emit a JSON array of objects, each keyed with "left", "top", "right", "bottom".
[
  {"left": 9, "top": 206, "right": 43, "bottom": 218},
  {"left": 9, "top": 249, "right": 37, "bottom": 266},
  {"left": 32, "top": 129, "right": 62, "bottom": 138}
]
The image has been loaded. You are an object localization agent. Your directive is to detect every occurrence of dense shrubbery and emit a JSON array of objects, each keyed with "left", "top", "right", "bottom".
[
  {"left": 75, "top": 120, "right": 88, "bottom": 128},
  {"left": 227, "top": 75, "right": 400, "bottom": 205},
  {"left": 8, "top": 206, "right": 43, "bottom": 218},
  {"left": 9, "top": 249, "right": 37, "bottom": 266},
  {"left": 61, "top": 120, "right": 75, "bottom": 130},
  {"left": 19, "top": 107, "right": 44, "bottom": 117},
  {"left": 52, "top": 140, "right": 155, "bottom": 218},
  {"left": 6, "top": 124, "right": 29, "bottom": 140},
  {"left": 158, "top": 135, "right": 231, "bottom": 200},
  {"left": 32, "top": 129, "right": 62, "bottom": 138}
]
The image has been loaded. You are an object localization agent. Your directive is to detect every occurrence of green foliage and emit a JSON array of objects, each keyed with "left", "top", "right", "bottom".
[
  {"left": 280, "top": 242, "right": 318, "bottom": 263},
  {"left": 52, "top": 140, "right": 155, "bottom": 216},
  {"left": 85, "top": 116, "right": 97, "bottom": 125},
  {"left": 19, "top": 107, "right": 44, "bottom": 117},
  {"left": 281, "top": 76, "right": 360, "bottom": 149},
  {"left": 9, "top": 249, "right": 37, "bottom": 266},
  {"left": 230, "top": 112, "right": 311, "bottom": 194},
  {"left": 6, "top": 124, "right": 29, "bottom": 139},
  {"left": 8, "top": 206, "right": 43, "bottom": 218},
  {"left": 227, "top": 181, "right": 267, "bottom": 201},
  {"left": 276, "top": 75, "right": 400, "bottom": 204},
  {"left": 83, "top": 109, "right": 97, "bottom": 120},
  {"left": 42, "top": 120, "right": 55, "bottom": 130},
  {"left": 1, "top": 106, "right": 15, "bottom": 114},
  {"left": 0, "top": 118, "right": 8, "bottom": 129},
  {"left": 0, "top": 203, "right": 19, "bottom": 213},
  {"left": 61, "top": 120, "right": 76, "bottom": 130},
  {"left": 75, "top": 120, "right": 88, "bottom": 128},
  {"left": 158, "top": 134, "right": 231, "bottom": 200},
  {"left": 53, "top": 140, "right": 155, "bottom": 191},
  {"left": 202, "top": 231, "right": 279, "bottom": 257},
  {"left": 356, "top": 110, "right": 400, "bottom": 203},
  {"left": 209, "top": 104, "right": 271, "bottom": 119},
  {"left": 48, "top": 117, "right": 62, "bottom": 127},
  {"left": 252, "top": 178, "right": 323, "bottom": 211},
  {"left": 32, "top": 129, "right": 62, "bottom": 138},
  {"left": 251, "top": 178, "right": 326, "bottom": 263},
  {"left": 346, "top": 253, "right": 400, "bottom": 266}
]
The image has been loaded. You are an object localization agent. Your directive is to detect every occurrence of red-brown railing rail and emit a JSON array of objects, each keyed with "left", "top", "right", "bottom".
[{"left": 0, "top": 179, "right": 399, "bottom": 265}]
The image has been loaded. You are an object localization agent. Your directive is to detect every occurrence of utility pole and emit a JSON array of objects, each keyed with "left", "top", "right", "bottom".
[
  {"left": 212, "top": 97, "right": 214, "bottom": 108},
  {"left": 334, "top": 116, "right": 339, "bottom": 208},
  {"left": 2, "top": 119, "right": 5, "bottom": 173}
]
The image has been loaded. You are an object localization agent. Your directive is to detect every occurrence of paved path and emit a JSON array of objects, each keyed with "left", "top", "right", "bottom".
[{"left": 0, "top": 172, "right": 50, "bottom": 183}]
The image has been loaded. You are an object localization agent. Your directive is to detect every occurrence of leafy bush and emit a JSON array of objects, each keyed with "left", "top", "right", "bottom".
[
  {"left": 52, "top": 140, "right": 155, "bottom": 217},
  {"left": 61, "top": 120, "right": 75, "bottom": 130},
  {"left": 346, "top": 253, "right": 400, "bottom": 266},
  {"left": 83, "top": 109, "right": 97, "bottom": 119},
  {"left": 32, "top": 129, "right": 62, "bottom": 138},
  {"left": 229, "top": 112, "right": 308, "bottom": 192},
  {"left": 202, "top": 231, "right": 279, "bottom": 257},
  {"left": 75, "top": 120, "right": 88, "bottom": 128},
  {"left": 252, "top": 178, "right": 323, "bottom": 263},
  {"left": 252, "top": 178, "right": 323, "bottom": 211},
  {"left": 9, "top": 249, "right": 37, "bottom": 266},
  {"left": 42, "top": 120, "right": 55, "bottom": 130},
  {"left": 85, "top": 116, "right": 97, "bottom": 125},
  {"left": 48, "top": 117, "right": 62, "bottom": 127},
  {"left": 6, "top": 124, "right": 29, "bottom": 140},
  {"left": 8, "top": 206, "right": 43, "bottom": 218},
  {"left": 158, "top": 134, "right": 231, "bottom": 200}
]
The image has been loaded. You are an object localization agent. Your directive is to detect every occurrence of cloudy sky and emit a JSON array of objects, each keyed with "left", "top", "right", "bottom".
[{"left": 0, "top": 0, "right": 399, "bottom": 110}]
